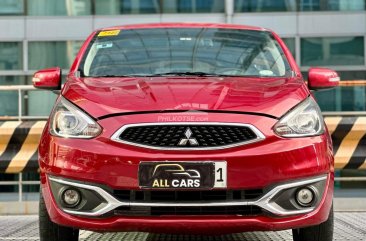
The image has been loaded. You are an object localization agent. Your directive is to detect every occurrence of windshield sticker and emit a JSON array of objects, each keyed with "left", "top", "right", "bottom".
[
  {"left": 96, "top": 42, "right": 113, "bottom": 49},
  {"left": 98, "top": 30, "right": 120, "bottom": 37}
]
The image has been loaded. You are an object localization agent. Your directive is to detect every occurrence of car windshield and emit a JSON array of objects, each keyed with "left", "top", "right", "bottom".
[{"left": 80, "top": 28, "right": 293, "bottom": 78}]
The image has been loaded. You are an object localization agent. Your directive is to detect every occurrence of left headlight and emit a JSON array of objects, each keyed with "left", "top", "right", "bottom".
[
  {"left": 274, "top": 97, "right": 324, "bottom": 137},
  {"left": 50, "top": 97, "right": 102, "bottom": 138}
]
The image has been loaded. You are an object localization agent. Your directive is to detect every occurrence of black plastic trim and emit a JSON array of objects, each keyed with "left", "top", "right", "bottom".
[{"left": 97, "top": 109, "right": 278, "bottom": 121}]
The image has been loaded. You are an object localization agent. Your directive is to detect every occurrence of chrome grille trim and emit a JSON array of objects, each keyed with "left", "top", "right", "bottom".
[
  {"left": 48, "top": 175, "right": 327, "bottom": 217},
  {"left": 110, "top": 122, "right": 265, "bottom": 150}
]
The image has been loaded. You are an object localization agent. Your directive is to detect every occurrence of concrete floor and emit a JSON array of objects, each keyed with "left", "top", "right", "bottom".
[{"left": 0, "top": 212, "right": 365, "bottom": 241}]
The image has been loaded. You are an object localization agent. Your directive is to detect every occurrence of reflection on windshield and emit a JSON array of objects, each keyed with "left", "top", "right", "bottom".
[{"left": 80, "top": 28, "right": 292, "bottom": 78}]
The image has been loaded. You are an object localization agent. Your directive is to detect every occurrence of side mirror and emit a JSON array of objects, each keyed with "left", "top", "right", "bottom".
[
  {"left": 308, "top": 67, "right": 340, "bottom": 90},
  {"left": 32, "top": 67, "right": 61, "bottom": 90}
]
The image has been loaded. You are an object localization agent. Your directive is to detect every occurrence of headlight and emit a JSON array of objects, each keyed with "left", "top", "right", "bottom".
[
  {"left": 274, "top": 97, "right": 324, "bottom": 137},
  {"left": 50, "top": 97, "right": 102, "bottom": 138}
]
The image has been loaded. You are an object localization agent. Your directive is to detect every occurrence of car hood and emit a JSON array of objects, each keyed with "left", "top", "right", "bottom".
[{"left": 62, "top": 76, "right": 309, "bottom": 119}]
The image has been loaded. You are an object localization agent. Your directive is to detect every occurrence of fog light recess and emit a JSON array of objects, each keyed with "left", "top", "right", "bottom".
[
  {"left": 295, "top": 187, "right": 314, "bottom": 207},
  {"left": 62, "top": 188, "right": 81, "bottom": 207}
]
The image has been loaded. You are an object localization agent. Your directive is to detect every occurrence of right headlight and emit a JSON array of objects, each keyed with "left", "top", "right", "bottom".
[
  {"left": 50, "top": 96, "right": 102, "bottom": 139},
  {"left": 274, "top": 97, "right": 324, "bottom": 137}
]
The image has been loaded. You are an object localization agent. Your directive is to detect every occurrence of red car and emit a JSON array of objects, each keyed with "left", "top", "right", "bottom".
[{"left": 33, "top": 23, "right": 339, "bottom": 241}]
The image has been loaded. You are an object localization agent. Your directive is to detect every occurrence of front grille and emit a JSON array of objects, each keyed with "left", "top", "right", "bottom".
[
  {"left": 112, "top": 189, "right": 264, "bottom": 216},
  {"left": 116, "top": 124, "right": 261, "bottom": 149},
  {"left": 114, "top": 205, "right": 262, "bottom": 216},
  {"left": 114, "top": 189, "right": 264, "bottom": 202}
]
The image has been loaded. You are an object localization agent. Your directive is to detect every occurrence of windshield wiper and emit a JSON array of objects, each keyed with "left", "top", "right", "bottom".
[{"left": 87, "top": 72, "right": 265, "bottom": 78}]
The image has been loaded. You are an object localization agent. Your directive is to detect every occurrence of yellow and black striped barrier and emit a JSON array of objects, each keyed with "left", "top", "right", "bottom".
[
  {"left": 325, "top": 116, "right": 366, "bottom": 170},
  {"left": 0, "top": 118, "right": 365, "bottom": 173},
  {"left": 0, "top": 121, "right": 45, "bottom": 173}
]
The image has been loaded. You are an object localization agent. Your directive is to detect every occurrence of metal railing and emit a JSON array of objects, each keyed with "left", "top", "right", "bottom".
[
  {"left": 0, "top": 174, "right": 39, "bottom": 202},
  {"left": 0, "top": 85, "right": 49, "bottom": 121},
  {"left": 322, "top": 111, "right": 366, "bottom": 116}
]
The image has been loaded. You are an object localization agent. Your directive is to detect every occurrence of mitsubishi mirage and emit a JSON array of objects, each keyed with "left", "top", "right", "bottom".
[{"left": 33, "top": 23, "right": 339, "bottom": 241}]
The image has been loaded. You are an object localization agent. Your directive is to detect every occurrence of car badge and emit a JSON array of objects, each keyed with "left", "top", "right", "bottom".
[{"left": 178, "top": 128, "right": 199, "bottom": 146}]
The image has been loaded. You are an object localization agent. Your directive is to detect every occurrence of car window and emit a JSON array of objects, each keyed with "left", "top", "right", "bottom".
[{"left": 80, "top": 28, "right": 292, "bottom": 78}]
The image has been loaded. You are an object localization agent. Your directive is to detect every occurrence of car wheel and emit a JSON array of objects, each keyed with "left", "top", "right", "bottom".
[
  {"left": 39, "top": 189, "right": 79, "bottom": 241},
  {"left": 292, "top": 204, "right": 334, "bottom": 241}
]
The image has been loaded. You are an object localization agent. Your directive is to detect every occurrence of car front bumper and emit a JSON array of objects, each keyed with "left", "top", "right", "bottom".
[
  {"left": 41, "top": 174, "right": 333, "bottom": 234},
  {"left": 39, "top": 113, "right": 334, "bottom": 234}
]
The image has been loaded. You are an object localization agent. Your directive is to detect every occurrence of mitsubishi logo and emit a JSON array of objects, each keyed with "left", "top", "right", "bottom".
[{"left": 178, "top": 128, "right": 199, "bottom": 146}]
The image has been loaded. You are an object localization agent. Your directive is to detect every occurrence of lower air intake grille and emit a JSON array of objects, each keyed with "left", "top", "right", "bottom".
[
  {"left": 114, "top": 189, "right": 264, "bottom": 202},
  {"left": 112, "top": 189, "right": 264, "bottom": 217},
  {"left": 114, "top": 205, "right": 263, "bottom": 216}
]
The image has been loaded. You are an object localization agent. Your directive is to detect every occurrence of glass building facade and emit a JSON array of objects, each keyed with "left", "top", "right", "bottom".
[
  {"left": 0, "top": 2, "right": 365, "bottom": 115},
  {"left": 234, "top": 0, "right": 365, "bottom": 12},
  {"left": 0, "top": 0, "right": 365, "bottom": 116},
  {"left": 0, "top": 0, "right": 365, "bottom": 199},
  {"left": 301, "top": 36, "right": 364, "bottom": 67},
  {"left": 2, "top": 0, "right": 366, "bottom": 15}
]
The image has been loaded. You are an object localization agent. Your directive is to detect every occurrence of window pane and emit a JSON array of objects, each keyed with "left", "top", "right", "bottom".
[
  {"left": 95, "top": 0, "right": 225, "bottom": 14},
  {"left": 303, "top": 70, "right": 366, "bottom": 81},
  {"left": 303, "top": 71, "right": 366, "bottom": 111},
  {"left": 0, "top": 0, "right": 24, "bottom": 15},
  {"left": 0, "top": 76, "right": 59, "bottom": 117},
  {"left": 0, "top": 76, "right": 27, "bottom": 116},
  {"left": 28, "top": 41, "right": 83, "bottom": 70},
  {"left": 0, "top": 173, "right": 39, "bottom": 201},
  {"left": 235, "top": 0, "right": 297, "bottom": 12},
  {"left": 27, "top": 91, "right": 56, "bottom": 116},
  {"left": 314, "top": 86, "right": 366, "bottom": 111},
  {"left": 301, "top": 37, "right": 364, "bottom": 66},
  {"left": 0, "top": 42, "right": 23, "bottom": 70},
  {"left": 336, "top": 71, "right": 366, "bottom": 80},
  {"left": 0, "top": 75, "right": 27, "bottom": 85},
  {"left": 162, "top": 0, "right": 224, "bottom": 13},
  {"left": 23, "top": 173, "right": 40, "bottom": 193},
  {"left": 282, "top": 38, "right": 296, "bottom": 59},
  {"left": 300, "top": 0, "right": 365, "bottom": 11},
  {"left": 27, "top": 0, "right": 91, "bottom": 16},
  {"left": 26, "top": 88, "right": 57, "bottom": 116},
  {"left": 0, "top": 174, "right": 19, "bottom": 196},
  {"left": 95, "top": 0, "right": 160, "bottom": 14}
]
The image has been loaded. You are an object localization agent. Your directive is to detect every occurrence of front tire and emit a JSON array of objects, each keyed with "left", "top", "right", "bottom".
[
  {"left": 39, "top": 189, "right": 79, "bottom": 241},
  {"left": 292, "top": 205, "right": 334, "bottom": 241}
]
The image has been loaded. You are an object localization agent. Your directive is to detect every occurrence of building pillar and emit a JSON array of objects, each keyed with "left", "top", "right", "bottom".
[{"left": 225, "top": 0, "right": 234, "bottom": 23}]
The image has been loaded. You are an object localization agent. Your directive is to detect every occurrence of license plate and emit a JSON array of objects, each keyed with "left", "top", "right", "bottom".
[{"left": 139, "top": 161, "right": 227, "bottom": 189}]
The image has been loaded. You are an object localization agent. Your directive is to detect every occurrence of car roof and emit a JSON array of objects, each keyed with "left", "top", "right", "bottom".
[{"left": 100, "top": 22, "right": 270, "bottom": 32}]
